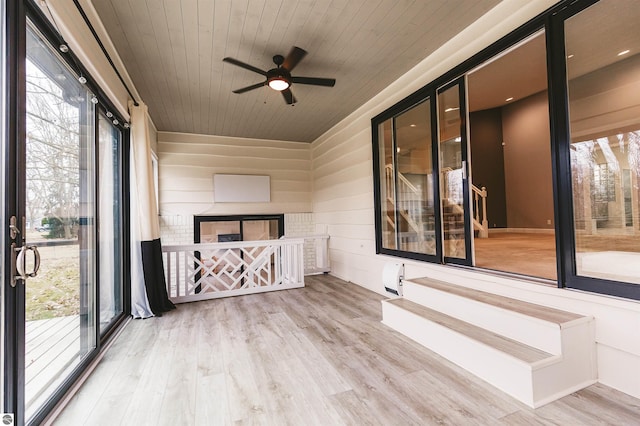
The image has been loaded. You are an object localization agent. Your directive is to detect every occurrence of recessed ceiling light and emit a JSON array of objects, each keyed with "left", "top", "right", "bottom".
[
  {"left": 505, "top": 97, "right": 514, "bottom": 102},
  {"left": 444, "top": 107, "right": 459, "bottom": 113},
  {"left": 567, "top": 54, "right": 574, "bottom": 59},
  {"left": 618, "top": 49, "right": 630, "bottom": 56},
  {"left": 409, "top": 124, "right": 417, "bottom": 128}
]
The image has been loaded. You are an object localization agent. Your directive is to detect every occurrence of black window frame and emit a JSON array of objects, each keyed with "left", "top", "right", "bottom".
[
  {"left": 372, "top": 0, "right": 640, "bottom": 301},
  {"left": 194, "top": 214, "right": 285, "bottom": 244},
  {"left": 2, "top": 3, "right": 133, "bottom": 424},
  {"left": 372, "top": 94, "right": 443, "bottom": 263},
  {"left": 548, "top": 0, "right": 640, "bottom": 301}
]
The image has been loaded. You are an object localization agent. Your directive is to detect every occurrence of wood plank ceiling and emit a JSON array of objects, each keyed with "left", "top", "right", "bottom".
[{"left": 91, "top": 0, "right": 501, "bottom": 142}]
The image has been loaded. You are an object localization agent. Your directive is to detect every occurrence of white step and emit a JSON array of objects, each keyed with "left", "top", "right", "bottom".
[
  {"left": 403, "top": 278, "right": 589, "bottom": 354},
  {"left": 381, "top": 279, "right": 597, "bottom": 408}
]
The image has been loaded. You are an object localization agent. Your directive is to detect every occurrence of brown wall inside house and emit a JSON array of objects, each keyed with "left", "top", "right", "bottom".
[
  {"left": 501, "top": 91, "right": 555, "bottom": 229},
  {"left": 469, "top": 108, "right": 507, "bottom": 228}
]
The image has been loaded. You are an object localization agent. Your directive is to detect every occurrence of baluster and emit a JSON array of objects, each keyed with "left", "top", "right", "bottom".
[{"left": 481, "top": 186, "right": 488, "bottom": 232}]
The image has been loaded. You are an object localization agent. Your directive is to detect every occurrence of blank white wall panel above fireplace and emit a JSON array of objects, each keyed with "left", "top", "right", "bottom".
[{"left": 213, "top": 174, "right": 270, "bottom": 203}]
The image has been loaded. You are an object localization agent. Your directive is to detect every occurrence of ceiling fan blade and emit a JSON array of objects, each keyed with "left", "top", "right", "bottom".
[
  {"left": 223, "top": 57, "right": 267, "bottom": 76},
  {"left": 281, "top": 88, "right": 297, "bottom": 104},
  {"left": 232, "top": 81, "right": 266, "bottom": 94},
  {"left": 282, "top": 46, "right": 307, "bottom": 72},
  {"left": 291, "top": 76, "right": 336, "bottom": 87}
]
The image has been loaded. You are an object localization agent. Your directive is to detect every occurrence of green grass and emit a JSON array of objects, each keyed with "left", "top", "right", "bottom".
[{"left": 25, "top": 235, "right": 80, "bottom": 321}]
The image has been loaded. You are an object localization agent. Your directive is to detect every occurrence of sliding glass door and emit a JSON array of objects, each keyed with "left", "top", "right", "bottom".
[
  {"left": 23, "top": 22, "right": 98, "bottom": 421},
  {"left": 437, "top": 79, "right": 473, "bottom": 265},
  {"left": 1, "top": 0, "right": 8, "bottom": 419},
  {"left": 3, "top": 11, "right": 128, "bottom": 424},
  {"left": 98, "top": 113, "right": 123, "bottom": 333},
  {"left": 373, "top": 80, "right": 473, "bottom": 265}
]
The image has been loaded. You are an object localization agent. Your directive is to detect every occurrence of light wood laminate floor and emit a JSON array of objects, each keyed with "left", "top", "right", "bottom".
[{"left": 54, "top": 275, "right": 640, "bottom": 425}]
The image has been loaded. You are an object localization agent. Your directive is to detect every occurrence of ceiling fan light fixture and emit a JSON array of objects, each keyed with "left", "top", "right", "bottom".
[{"left": 268, "top": 77, "right": 290, "bottom": 91}]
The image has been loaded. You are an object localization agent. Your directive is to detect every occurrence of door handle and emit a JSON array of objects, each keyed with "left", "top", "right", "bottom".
[
  {"left": 10, "top": 243, "right": 19, "bottom": 287},
  {"left": 13, "top": 244, "right": 41, "bottom": 285},
  {"left": 27, "top": 245, "right": 41, "bottom": 278}
]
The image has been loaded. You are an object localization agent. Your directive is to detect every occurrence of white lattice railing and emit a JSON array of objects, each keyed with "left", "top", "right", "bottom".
[{"left": 162, "top": 238, "right": 305, "bottom": 304}]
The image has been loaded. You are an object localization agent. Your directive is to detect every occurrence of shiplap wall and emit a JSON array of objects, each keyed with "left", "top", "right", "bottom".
[
  {"left": 157, "top": 131, "right": 312, "bottom": 216},
  {"left": 311, "top": 0, "right": 559, "bottom": 290},
  {"left": 310, "top": 0, "right": 640, "bottom": 400}
]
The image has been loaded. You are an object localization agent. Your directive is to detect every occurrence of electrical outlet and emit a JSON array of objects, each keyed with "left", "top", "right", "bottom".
[{"left": 547, "top": 219, "right": 552, "bottom": 225}]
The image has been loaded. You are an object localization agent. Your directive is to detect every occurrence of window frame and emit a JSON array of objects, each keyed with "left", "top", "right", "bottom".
[
  {"left": 372, "top": 94, "right": 443, "bottom": 263},
  {"left": 7, "top": 4, "right": 133, "bottom": 424},
  {"left": 372, "top": 0, "right": 640, "bottom": 301},
  {"left": 547, "top": 0, "right": 640, "bottom": 301}
]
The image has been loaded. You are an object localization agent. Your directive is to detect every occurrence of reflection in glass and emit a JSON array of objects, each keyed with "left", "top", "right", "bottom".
[
  {"left": 438, "top": 84, "right": 466, "bottom": 259},
  {"left": 378, "top": 119, "right": 397, "bottom": 250},
  {"left": 566, "top": 0, "right": 640, "bottom": 284},
  {"left": 200, "top": 221, "right": 241, "bottom": 243},
  {"left": 25, "top": 23, "right": 96, "bottom": 420},
  {"left": 98, "top": 114, "right": 123, "bottom": 331},
  {"left": 395, "top": 101, "right": 436, "bottom": 254}
]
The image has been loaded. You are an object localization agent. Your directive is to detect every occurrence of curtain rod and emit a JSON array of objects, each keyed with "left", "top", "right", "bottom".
[{"left": 72, "top": 0, "right": 139, "bottom": 106}]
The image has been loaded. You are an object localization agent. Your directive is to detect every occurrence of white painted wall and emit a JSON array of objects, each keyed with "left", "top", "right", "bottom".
[
  {"left": 310, "top": 0, "right": 640, "bottom": 400},
  {"left": 157, "top": 131, "right": 312, "bottom": 217},
  {"left": 157, "top": 131, "right": 315, "bottom": 245}
]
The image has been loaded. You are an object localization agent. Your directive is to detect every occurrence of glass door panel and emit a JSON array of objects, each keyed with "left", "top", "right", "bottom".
[
  {"left": 0, "top": 0, "right": 6, "bottom": 415},
  {"left": 565, "top": 0, "right": 640, "bottom": 287},
  {"left": 243, "top": 219, "right": 279, "bottom": 241},
  {"left": 98, "top": 114, "right": 122, "bottom": 332},
  {"left": 438, "top": 80, "right": 472, "bottom": 264},
  {"left": 25, "top": 23, "right": 96, "bottom": 419},
  {"left": 395, "top": 100, "right": 437, "bottom": 255},
  {"left": 377, "top": 118, "right": 397, "bottom": 250},
  {"left": 199, "top": 221, "right": 241, "bottom": 243}
]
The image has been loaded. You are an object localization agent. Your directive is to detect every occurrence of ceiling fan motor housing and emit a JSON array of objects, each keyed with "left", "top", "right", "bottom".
[{"left": 267, "top": 67, "right": 292, "bottom": 90}]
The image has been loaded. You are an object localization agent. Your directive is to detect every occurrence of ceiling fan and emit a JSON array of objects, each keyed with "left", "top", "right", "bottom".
[{"left": 223, "top": 46, "right": 336, "bottom": 105}]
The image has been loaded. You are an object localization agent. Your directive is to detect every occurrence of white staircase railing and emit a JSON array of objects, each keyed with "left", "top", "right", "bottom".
[
  {"left": 472, "top": 185, "right": 489, "bottom": 238},
  {"left": 162, "top": 238, "right": 305, "bottom": 304},
  {"left": 441, "top": 167, "right": 489, "bottom": 238},
  {"left": 385, "top": 165, "right": 426, "bottom": 237},
  {"left": 387, "top": 164, "right": 489, "bottom": 238}
]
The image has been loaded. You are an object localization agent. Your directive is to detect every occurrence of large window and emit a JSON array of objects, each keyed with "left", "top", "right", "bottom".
[
  {"left": 467, "top": 31, "right": 557, "bottom": 280},
  {"left": 373, "top": 0, "right": 640, "bottom": 300},
  {"left": 564, "top": 0, "right": 640, "bottom": 290},
  {"left": 376, "top": 101, "right": 438, "bottom": 257}
]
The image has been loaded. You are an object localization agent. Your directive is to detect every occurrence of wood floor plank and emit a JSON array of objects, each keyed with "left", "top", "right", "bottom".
[{"left": 54, "top": 274, "right": 640, "bottom": 426}]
